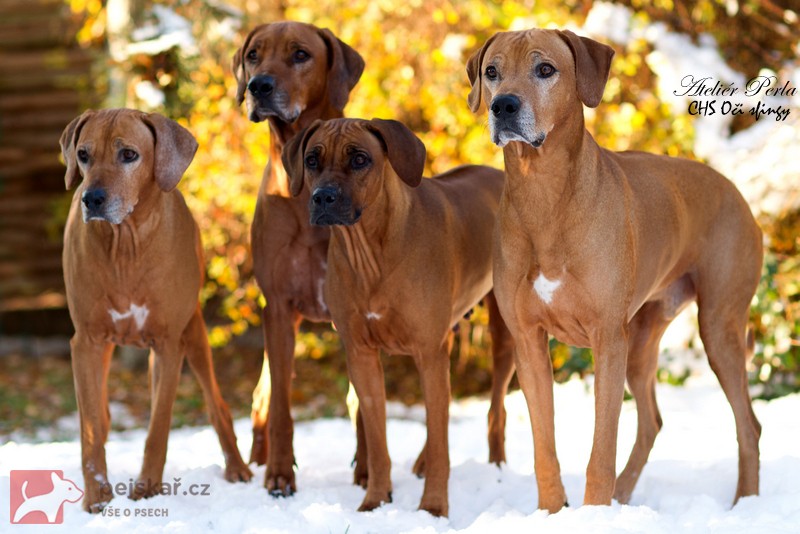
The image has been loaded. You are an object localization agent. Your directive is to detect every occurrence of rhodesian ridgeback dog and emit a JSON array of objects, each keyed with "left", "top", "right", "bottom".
[
  {"left": 60, "top": 109, "right": 252, "bottom": 513},
  {"left": 467, "top": 28, "right": 762, "bottom": 511},
  {"left": 232, "top": 21, "right": 364, "bottom": 493},
  {"left": 234, "top": 22, "right": 516, "bottom": 495},
  {"left": 282, "top": 117, "right": 509, "bottom": 516}
]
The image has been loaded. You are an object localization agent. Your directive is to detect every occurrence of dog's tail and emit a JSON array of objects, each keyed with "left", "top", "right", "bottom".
[{"left": 746, "top": 327, "right": 755, "bottom": 359}]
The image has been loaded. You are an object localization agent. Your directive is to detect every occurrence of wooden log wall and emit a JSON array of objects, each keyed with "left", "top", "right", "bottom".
[{"left": 0, "top": 0, "right": 103, "bottom": 320}]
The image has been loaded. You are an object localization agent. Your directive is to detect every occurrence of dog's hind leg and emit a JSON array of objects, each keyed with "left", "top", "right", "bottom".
[
  {"left": 184, "top": 306, "right": 252, "bottom": 483},
  {"left": 485, "top": 290, "right": 515, "bottom": 466},
  {"left": 698, "top": 298, "right": 761, "bottom": 503},
  {"left": 614, "top": 301, "right": 669, "bottom": 503}
]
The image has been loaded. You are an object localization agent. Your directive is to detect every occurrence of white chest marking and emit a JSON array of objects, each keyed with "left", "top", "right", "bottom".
[
  {"left": 533, "top": 273, "right": 562, "bottom": 305},
  {"left": 366, "top": 312, "right": 382, "bottom": 321},
  {"left": 109, "top": 303, "right": 149, "bottom": 330}
]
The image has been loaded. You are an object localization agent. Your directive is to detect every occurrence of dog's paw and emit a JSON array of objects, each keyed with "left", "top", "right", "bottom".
[
  {"left": 357, "top": 490, "right": 392, "bottom": 512},
  {"left": 419, "top": 499, "right": 448, "bottom": 517},
  {"left": 265, "top": 472, "right": 295, "bottom": 497},
  {"left": 83, "top": 496, "right": 111, "bottom": 514},
  {"left": 129, "top": 478, "right": 161, "bottom": 501},
  {"left": 225, "top": 460, "right": 253, "bottom": 483}
]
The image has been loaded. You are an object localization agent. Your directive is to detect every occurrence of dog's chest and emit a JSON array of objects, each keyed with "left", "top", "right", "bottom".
[
  {"left": 523, "top": 268, "right": 598, "bottom": 347},
  {"left": 103, "top": 300, "right": 155, "bottom": 347},
  {"left": 355, "top": 299, "right": 417, "bottom": 355}
]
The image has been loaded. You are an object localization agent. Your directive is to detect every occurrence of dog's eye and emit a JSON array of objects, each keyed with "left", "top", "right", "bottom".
[
  {"left": 293, "top": 49, "right": 310, "bottom": 63},
  {"left": 485, "top": 65, "right": 498, "bottom": 81},
  {"left": 305, "top": 153, "right": 319, "bottom": 169},
  {"left": 246, "top": 49, "right": 258, "bottom": 62},
  {"left": 536, "top": 63, "right": 557, "bottom": 78},
  {"left": 77, "top": 148, "right": 89, "bottom": 163},
  {"left": 351, "top": 153, "right": 370, "bottom": 169},
  {"left": 120, "top": 149, "right": 139, "bottom": 163}
]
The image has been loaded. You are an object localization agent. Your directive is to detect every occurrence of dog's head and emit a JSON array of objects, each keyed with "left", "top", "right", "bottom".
[
  {"left": 281, "top": 118, "right": 426, "bottom": 226},
  {"left": 59, "top": 109, "right": 198, "bottom": 224},
  {"left": 467, "top": 28, "right": 614, "bottom": 149},
  {"left": 232, "top": 22, "right": 364, "bottom": 124}
]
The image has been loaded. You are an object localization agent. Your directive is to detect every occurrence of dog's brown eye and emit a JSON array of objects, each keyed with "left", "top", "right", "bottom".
[
  {"left": 246, "top": 49, "right": 258, "bottom": 62},
  {"left": 305, "top": 154, "right": 319, "bottom": 169},
  {"left": 485, "top": 65, "right": 498, "bottom": 80},
  {"left": 77, "top": 148, "right": 89, "bottom": 163},
  {"left": 351, "top": 153, "right": 370, "bottom": 169},
  {"left": 120, "top": 149, "right": 139, "bottom": 163},
  {"left": 536, "top": 63, "right": 556, "bottom": 78},
  {"left": 293, "top": 49, "right": 310, "bottom": 63}
]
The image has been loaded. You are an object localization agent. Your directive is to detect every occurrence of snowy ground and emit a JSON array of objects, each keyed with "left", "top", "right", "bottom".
[{"left": 2, "top": 370, "right": 800, "bottom": 533}]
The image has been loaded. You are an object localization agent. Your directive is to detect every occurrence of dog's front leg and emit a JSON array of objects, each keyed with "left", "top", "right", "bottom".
[
  {"left": 346, "top": 343, "right": 392, "bottom": 512},
  {"left": 415, "top": 340, "right": 453, "bottom": 517},
  {"left": 515, "top": 326, "right": 567, "bottom": 513},
  {"left": 584, "top": 328, "right": 629, "bottom": 505},
  {"left": 71, "top": 334, "right": 114, "bottom": 513},
  {"left": 133, "top": 340, "right": 184, "bottom": 500},
  {"left": 262, "top": 302, "right": 301, "bottom": 496}
]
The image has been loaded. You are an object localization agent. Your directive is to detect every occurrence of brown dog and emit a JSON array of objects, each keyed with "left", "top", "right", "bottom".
[
  {"left": 282, "top": 117, "right": 509, "bottom": 516},
  {"left": 60, "top": 109, "right": 252, "bottom": 513},
  {"left": 467, "top": 29, "right": 762, "bottom": 511},
  {"left": 232, "top": 22, "right": 364, "bottom": 494}
]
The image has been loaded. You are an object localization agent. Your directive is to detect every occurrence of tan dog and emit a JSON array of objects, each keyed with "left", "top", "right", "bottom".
[
  {"left": 467, "top": 29, "right": 762, "bottom": 511},
  {"left": 282, "top": 118, "right": 508, "bottom": 516},
  {"left": 60, "top": 109, "right": 252, "bottom": 513},
  {"left": 232, "top": 22, "right": 364, "bottom": 494}
]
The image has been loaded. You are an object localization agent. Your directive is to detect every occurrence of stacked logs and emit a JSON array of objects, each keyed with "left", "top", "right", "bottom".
[{"left": 0, "top": 0, "right": 102, "bottom": 314}]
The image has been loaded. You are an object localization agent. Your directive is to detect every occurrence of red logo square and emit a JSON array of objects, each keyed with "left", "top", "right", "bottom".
[{"left": 9, "top": 470, "right": 83, "bottom": 524}]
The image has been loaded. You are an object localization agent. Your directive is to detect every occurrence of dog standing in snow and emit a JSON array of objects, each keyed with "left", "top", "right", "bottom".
[{"left": 60, "top": 109, "right": 252, "bottom": 512}]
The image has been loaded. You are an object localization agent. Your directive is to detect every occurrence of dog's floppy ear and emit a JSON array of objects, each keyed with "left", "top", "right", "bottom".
[
  {"left": 141, "top": 113, "right": 199, "bottom": 192},
  {"left": 557, "top": 30, "right": 614, "bottom": 108},
  {"left": 232, "top": 24, "right": 265, "bottom": 106},
  {"left": 59, "top": 110, "right": 94, "bottom": 190},
  {"left": 318, "top": 28, "right": 365, "bottom": 111},
  {"left": 365, "top": 119, "right": 426, "bottom": 188},
  {"left": 466, "top": 33, "right": 498, "bottom": 114},
  {"left": 282, "top": 119, "right": 323, "bottom": 197}
]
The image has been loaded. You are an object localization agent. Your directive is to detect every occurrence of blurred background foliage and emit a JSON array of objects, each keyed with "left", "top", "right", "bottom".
[{"left": 61, "top": 0, "right": 798, "bottom": 404}]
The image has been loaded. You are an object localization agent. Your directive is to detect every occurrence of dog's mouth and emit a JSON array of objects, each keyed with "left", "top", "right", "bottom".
[
  {"left": 248, "top": 100, "right": 302, "bottom": 125},
  {"left": 492, "top": 126, "right": 547, "bottom": 149},
  {"left": 310, "top": 208, "right": 362, "bottom": 227}
]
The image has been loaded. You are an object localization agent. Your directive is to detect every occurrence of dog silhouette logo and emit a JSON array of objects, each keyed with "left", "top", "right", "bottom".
[{"left": 9, "top": 470, "right": 83, "bottom": 524}]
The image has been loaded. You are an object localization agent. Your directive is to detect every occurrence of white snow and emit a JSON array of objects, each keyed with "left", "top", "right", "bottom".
[{"left": 2, "top": 373, "right": 799, "bottom": 532}]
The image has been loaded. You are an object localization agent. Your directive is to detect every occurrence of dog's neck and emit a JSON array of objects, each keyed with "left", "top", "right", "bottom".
[
  {"left": 329, "top": 166, "right": 412, "bottom": 291},
  {"left": 264, "top": 101, "right": 343, "bottom": 197},
  {"left": 502, "top": 121, "right": 606, "bottom": 225}
]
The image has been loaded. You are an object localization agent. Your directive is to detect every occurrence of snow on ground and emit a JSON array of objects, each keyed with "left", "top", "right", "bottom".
[{"left": 2, "top": 371, "right": 800, "bottom": 533}]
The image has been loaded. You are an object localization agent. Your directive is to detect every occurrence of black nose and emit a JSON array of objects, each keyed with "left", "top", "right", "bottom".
[
  {"left": 248, "top": 75, "right": 275, "bottom": 97},
  {"left": 491, "top": 94, "right": 521, "bottom": 119},
  {"left": 312, "top": 186, "right": 338, "bottom": 207},
  {"left": 82, "top": 188, "right": 106, "bottom": 210}
]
